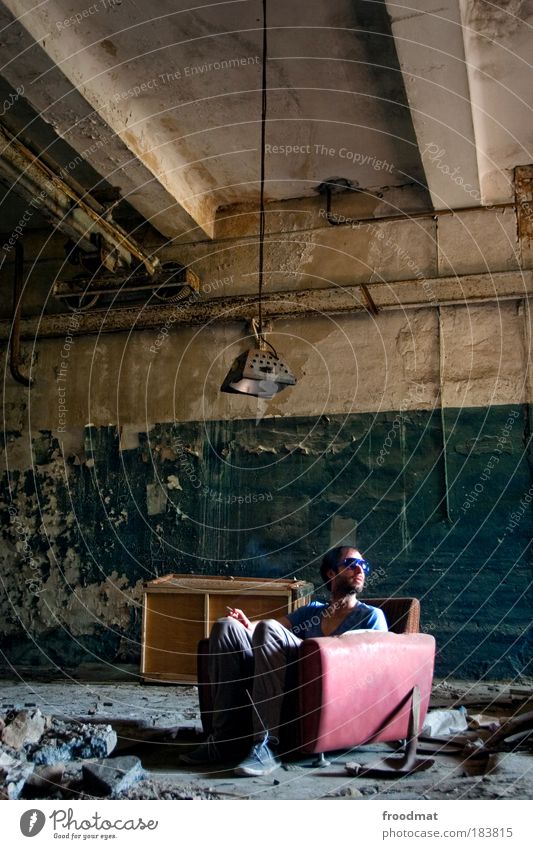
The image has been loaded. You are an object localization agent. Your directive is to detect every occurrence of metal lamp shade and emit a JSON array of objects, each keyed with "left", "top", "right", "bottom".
[{"left": 221, "top": 348, "right": 297, "bottom": 399}]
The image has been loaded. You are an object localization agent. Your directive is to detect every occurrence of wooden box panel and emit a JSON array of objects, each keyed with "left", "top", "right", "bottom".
[
  {"left": 141, "top": 574, "right": 314, "bottom": 684},
  {"left": 208, "top": 593, "right": 290, "bottom": 630},
  {"left": 142, "top": 592, "right": 204, "bottom": 681}
]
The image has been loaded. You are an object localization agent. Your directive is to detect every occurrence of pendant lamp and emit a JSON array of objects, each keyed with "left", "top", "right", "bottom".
[{"left": 221, "top": 0, "right": 296, "bottom": 400}]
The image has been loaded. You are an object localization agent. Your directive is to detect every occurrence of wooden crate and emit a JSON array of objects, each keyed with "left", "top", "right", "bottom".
[{"left": 141, "top": 573, "right": 314, "bottom": 684}]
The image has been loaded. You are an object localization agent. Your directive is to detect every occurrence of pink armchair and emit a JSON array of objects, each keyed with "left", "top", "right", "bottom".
[{"left": 197, "top": 597, "right": 435, "bottom": 755}]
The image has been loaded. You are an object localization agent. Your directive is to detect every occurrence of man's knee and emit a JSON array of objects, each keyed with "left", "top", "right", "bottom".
[
  {"left": 210, "top": 616, "right": 246, "bottom": 643},
  {"left": 252, "top": 618, "right": 287, "bottom": 644}
]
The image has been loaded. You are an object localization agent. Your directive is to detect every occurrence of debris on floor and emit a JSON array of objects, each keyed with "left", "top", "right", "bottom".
[
  {"left": 468, "top": 712, "right": 501, "bottom": 730},
  {"left": 0, "top": 748, "right": 34, "bottom": 800},
  {"left": 422, "top": 706, "right": 468, "bottom": 737},
  {"left": 1, "top": 678, "right": 532, "bottom": 800},
  {"left": 115, "top": 778, "right": 248, "bottom": 800},
  {"left": 0, "top": 708, "right": 120, "bottom": 799}
]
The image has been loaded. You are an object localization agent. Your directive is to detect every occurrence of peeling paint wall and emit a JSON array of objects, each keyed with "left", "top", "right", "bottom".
[{"left": 1, "top": 408, "right": 532, "bottom": 678}]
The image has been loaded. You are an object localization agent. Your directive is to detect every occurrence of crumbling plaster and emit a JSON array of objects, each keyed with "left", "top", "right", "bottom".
[
  {"left": 0, "top": 438, "right": 143, "bottom": 652},
  {"left": 1, "top": 405, "right": 531, "bottom": 677}
]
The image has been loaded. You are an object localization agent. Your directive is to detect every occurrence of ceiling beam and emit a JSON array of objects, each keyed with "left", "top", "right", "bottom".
[
  {"left": 1, "top": 0, "right": 218, "bottom": 237},
  {"left": 386, "top": 0, "right": 480, "bottom": 209},
  {"left": 459, "top": 0, "right": 533, "bottom": 206}
]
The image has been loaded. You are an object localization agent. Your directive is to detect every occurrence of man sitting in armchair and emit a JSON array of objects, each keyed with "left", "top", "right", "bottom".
[{"left": 182, "top": 546, "right": 388, "bottom": 776}]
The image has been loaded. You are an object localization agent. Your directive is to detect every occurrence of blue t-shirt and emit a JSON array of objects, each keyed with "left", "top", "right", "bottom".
[{"left": 286, "top": 600, "right": 388, "bottom": 639}]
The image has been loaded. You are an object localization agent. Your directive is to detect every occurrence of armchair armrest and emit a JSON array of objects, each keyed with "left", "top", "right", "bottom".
[{"left": 363, "top": 597, "right": 420, "bottom": 633}]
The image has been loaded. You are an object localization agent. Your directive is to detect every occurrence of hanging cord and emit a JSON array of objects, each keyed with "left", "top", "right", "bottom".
[{"left": 257, "top": 0, "right": 268, "bottom": 345}]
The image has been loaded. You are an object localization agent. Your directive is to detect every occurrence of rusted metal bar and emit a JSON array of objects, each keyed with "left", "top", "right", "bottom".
[
  {"left": 0, "top": 269, "right": 532, "bottom": 341},
  {"left": 321, "top": 180, "right": 514, "bottom": 228},
  {"left": 9, "top": 242, "right": 32, "bottom": 386},
  {"left": 360, "top": 282, "right": 379, "bottom": 315},
  {"left": 0, "top": 122, "right": 159, "bottom": 276},
  {"left": 53, "top": 265, "right": 201, "bottom": 301}
]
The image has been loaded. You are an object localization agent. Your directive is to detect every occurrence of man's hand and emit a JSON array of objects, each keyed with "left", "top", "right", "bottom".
[{"left": 226, "top": 607, "right": 252, "bottom": 629}]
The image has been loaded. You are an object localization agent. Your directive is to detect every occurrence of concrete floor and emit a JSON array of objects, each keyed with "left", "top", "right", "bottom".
[{"left": 1, "top": 675, "right": 532, "bottom": 800}]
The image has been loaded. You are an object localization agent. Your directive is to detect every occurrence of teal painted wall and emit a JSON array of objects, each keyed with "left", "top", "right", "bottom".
[{"left": 1, "top": 404, "right": 532, "bottom": 678}]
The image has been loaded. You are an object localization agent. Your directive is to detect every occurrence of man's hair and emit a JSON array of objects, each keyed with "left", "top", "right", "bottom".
[{"left": 320, "top": 546, "right": 362, "bottom": 591}]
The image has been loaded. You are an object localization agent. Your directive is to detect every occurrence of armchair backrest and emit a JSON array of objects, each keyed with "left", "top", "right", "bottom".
[{"left": 363, "top": 597, "right": 420, "bottom": 634}]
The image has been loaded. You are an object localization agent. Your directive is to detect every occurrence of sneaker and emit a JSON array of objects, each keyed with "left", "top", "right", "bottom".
[
  {"left": 180, "top": 734, "right": 225, "bottom": 765},
  {"left": 234, "top": 735, "right": 280, "bottom": 777}
]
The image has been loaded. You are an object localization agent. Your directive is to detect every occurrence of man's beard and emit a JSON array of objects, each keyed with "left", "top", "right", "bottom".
[{"left": 334, "top": 574, "right": 359, "bottom": 596}]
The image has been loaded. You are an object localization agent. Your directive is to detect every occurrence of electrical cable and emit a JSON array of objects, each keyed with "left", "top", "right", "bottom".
[{"left": 258, "top": 0, "right": 268, "bottom": 341}]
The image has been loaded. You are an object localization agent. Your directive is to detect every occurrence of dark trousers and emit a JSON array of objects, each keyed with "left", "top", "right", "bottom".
[{"left": 207, "top": 617, "right": 302, "bottom": 748}]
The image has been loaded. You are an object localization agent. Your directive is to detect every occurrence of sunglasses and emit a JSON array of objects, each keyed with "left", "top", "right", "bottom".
[{"left": 337, "top": 557, "right": 371, "bottom": 576}]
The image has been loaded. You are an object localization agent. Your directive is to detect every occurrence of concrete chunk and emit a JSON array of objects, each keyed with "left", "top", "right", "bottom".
[
  {"left": 1, "top": 710, "right": 45, "bottom": 750},
  {"left": 82, "top": 756, "right": 144, "bottom": 797},
  {"left": 0, "top": 751, "right": 34, "bottom": 799},
  {"left": 29, "top": 721, "right": 117, "bottom": 765}
]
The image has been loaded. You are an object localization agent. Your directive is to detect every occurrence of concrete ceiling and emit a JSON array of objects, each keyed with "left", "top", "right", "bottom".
[
  {"left": 387, "top": 0, "right": 533, "bottom": 209},
  {"left": 1, "top": 0, "right": 532, "bottom": 239}
]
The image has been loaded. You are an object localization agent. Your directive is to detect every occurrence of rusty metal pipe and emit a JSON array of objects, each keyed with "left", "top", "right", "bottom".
[
  {"left": 0, "top": 122, "right": 159, "bottom": 276},
  {"left": 1, "top": 268, "right": 532, "bottom": 342},
  {"left": 9, "top": 241, "right": 32, "bottom": 386},
  {"left": 322, "top": 183, "right": 514, "bottom": 228}
]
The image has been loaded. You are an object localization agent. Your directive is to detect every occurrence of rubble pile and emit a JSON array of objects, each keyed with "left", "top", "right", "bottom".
[{"left": 0, "top": 708, "right": 143, "bottom": 800}]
